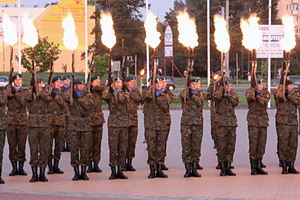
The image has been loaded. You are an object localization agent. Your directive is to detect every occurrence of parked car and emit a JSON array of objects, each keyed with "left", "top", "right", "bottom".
[
  {"left": 165, "top": 76, "right": 176, "bottom": 91},
  {"left": 0, "top": 76, "right": 8, "bottom": 87},
  {"left": 271, "top": 77, "right": 280, "bottom": 91},
  {"left": 271, "top": 75, "right": 300, "bottom": 92}
]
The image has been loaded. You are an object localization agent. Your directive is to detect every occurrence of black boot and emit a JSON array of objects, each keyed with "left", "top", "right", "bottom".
[
  {"left": 213, "top": 139, "right": 217, "bottom": 149},
  {"left": 116, "top": 165, "right": 128, "bottom": 179},
  {"left": 47, "top": 160, "right": 54, "bottom": 174},
  {"left": 72, "top": 166, "right": 80, "bottom": 181},
  {"left": 220, "top": 162, "right": 226, "bottom": 176},
  {"left": 183, "top": 163, "right": 191, "bottom": 178},
  {"left": 39, "top": 167, "right": 48, "bottom": 182},
  {"left": 161, "top": 163, "right": 169, "bottom": 170},
  {"left": 53, "top": 160, "right": 64, "bottom": 174},
  {"left": 29, "top": 166, "right": 38, "bottom": 182},
  {"left": 126, "top": 158, "right": 136, "bottom": 171},
  {"left": 0, "top": 166, "right": 5, "bottom": 184},
  {"left": 257, "top": 160, "right": 268, "bottom": 175},
  {"left": 288, "top": 161, "right": 299, "bottom": 174},
  {"left": 65, "top": 142, "right": 71, "bottom": 152},
  {"left": 282, "top": 160, "right": 288, "bottom": 174},
  {"left": 156, "top": 164, "right": 168, "bottom": 178},
  {"left": 216, "top": 162, "right": 221, "bottom": 169},
  {"left": 93, "top": 162, "right": 102, "bottom": 173},
  {"left": 61, "top": 143, "right": 66, "bottom": 152},
  {"left": 229, "top": 163, "right": 235, "bottom": 169},
  {"left": 9, "top": 161, "right": 18, "bottom": 176},
  {"left": 226, "top": 162, "right": 236, "bottom": 176},
  {"left": 195, "top": 162, "right": 203, "bottom": 170},
  {"left": 18, "top": 161, "right": 27, "bottom": 176},
  {"left": 86, "top": 162, "right": 93, "bottom": 173},
  {"left": 80, "top": 166, "right": 89, "bottom": 180},
  {"left": 279, "top": 160, "right": 283, "bottom": 167},
  {"left": 191, "top": 162, "right": 201, "bottom": 177},
  {"left": 260, "top": 160, "right": 266, "bottom": 168},
  {"left": 148, "top": 165, "right": 155, "bottom": 178},
  {"left": 250, "top": 160, "right": 257, "bottom": 175},
  {"left": 109, "top": 166, "right": 117, "bottom": 180}
]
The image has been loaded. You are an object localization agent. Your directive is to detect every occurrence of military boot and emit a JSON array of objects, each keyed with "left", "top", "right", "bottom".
[
  {"left": 216, "top": 162, "right": 221, "bottom": 169},
  {"left": 260, "top": 160, "right": 266, "bottom": 168},
  {"left": 116, "top": 165, "right": 128, "bottom": 179},
  {"left": 156, "top": 164, "right": 168, "bottom": 178},
  {"left": 29, "top": 166, "right": 38, "bottom": 183},
  {"left": 148, "top": 165, "right": 156, "bottom": 179},
  {"left": 191, "top": 163, "right": 201, "bottom": 177},
  {"left": 53, "top": 160, "right": 64, "bottom": 174},
  {"left": 65, "top": 142, "right": 71, "bottom": 152},
  {"left": 183, "top": 163, "right": 191, "bottom": 178},
  {"left": 213, "top": 139, "right": 217, "bottom": 149},
  {"left": 86, "top": 162, "right": 93, "bottom": 173},
  {"left": 220, "top": 162, "right": 226, "bottom": 176},
  {"left": 18, "top": 161, "right": 27, "bottom": 175},
  {"left": 281, "top": 160, "right": 288, "bottom": 174},
  {"left": 80, "top": 166, "right": 89, "bottom": 180},
  {"left": 72, "top": 166, "right": 80, "bottom": 181},
  {"left": 126, "top": 158, "right": 136, "bottom": 171},
  {"left": 250, "top": 160, "right": 257, "bottom": 175},
  {"left": 0, "top": 166, "right": 5, "bottom": 184},
  {"left": 161, "top": 163, "right": 169, "bottom": 170},
  {"left": 109, "top": 166, "right": 117, "bottom": 180},
  {"left": 225, "top": 162, "right": 236, "bottom": 176},
  {"left": 47, "top": 160, "right": 54, "bottom": 174},
  {"left": 9, "top": 161, "right": 18, "bottom": 176},
  {"left": 195, "top": 162, "right": 203, "bottom": 170},
  {"left": 288, "top": 161, "right": 299, "bottom": 174},
  {"left": 39, "top": 167, "right": 48, "bottom": 182},
  {"left": 279, "top": 160, "right": 283, "bottom": 167},
  {"left": 257, "top": 160, "right": 268, "bottom": 175},
  {"left": 93, "top": 162, "right": 102, "bottom": 173}
]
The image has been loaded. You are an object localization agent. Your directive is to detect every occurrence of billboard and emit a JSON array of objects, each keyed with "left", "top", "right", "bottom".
[{"left": 164, "top": 25, "right": 173, "bottom": 57}]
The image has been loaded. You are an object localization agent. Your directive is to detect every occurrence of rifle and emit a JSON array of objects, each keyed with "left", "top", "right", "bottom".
[
  {"left": 31, "top": 49, "right": 37, "bottom": 99},
  {"left": 184, "top": 48, "right": 194, "bottom": 103},
  {"left": 87, "top": 50, "right": 95, "bottom": 92},
  {"left": 280, "top": 51, "right": 290, "bottom": 100},
  {"left": 8, "top": 46, "right": 14, "bottom": 85},
  {"left": 70, "top": 52, "right": 75, "bottom": 105},
  {"left": 121, "top": 39, "right": 126, "bottom": 80},
  {"left": 250, "top": 50, "right": 258, "bottom": 90},
  {"left": 221, "top": 52, "right": 226, "bottom": 96},
  {"left": 152, "top": 49, "right": 158, "bottom": 102},
  {"left": 107, "top": 49, "right": 113, "bottom": 87},
  {"left": 48, "top": 51, "right": 55, "bottom": 90}
]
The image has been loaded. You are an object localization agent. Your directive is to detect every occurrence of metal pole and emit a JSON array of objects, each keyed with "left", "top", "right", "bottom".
[
  {"left": 135, "top": 54, "right": 137, "bottom": 86},
  {"left": 85, "top": 0, "right": 88, "bottom": 82},
  {"left": 2, "top": 9, "right": 4, "bottom": 72},
  {"left": 268, "top": 0, "right": 272, "bottom": 108},
  {"left": 207, "top": 0, "right": 210, "bottom": 87},
  {"left": 146, "top": 0, "right": 150, "bottom": 85},
  {"left": 18, "top": 0, "right": 21, "bottom": 73},
  {"left": 236, "top": 53, "right": 238, "bottom": 85},
  {"left": 225, "top": 0, "right": 229, "bottom": 77}
]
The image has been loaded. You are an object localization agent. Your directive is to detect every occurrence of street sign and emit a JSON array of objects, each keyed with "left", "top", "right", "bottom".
[
  {"left": 164, "top": 25, "right": 173, "bottom": 57},
  {"left": 113, "top": 61, "right": 120, "bottom": 72}
]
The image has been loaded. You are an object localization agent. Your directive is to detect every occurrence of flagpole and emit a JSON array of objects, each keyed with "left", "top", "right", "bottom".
[
  {"left": 18, "top": 0, "right": 21, "bottom": 73},
  {"left": 85, "top": 0, "right": 88, "bottom": 82},
  {"left": 268, "top": 0, "right": 271, "bottom": 108},
  {"left": 146, "top": 0, "right": 150, "bottom": 85},
  {"left": 207, "top": 0, "right": 210, "bottom": 87}
]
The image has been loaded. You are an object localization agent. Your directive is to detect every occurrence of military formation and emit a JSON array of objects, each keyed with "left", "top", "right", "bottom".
[{"left": 0, "top": 70, "right": 299, "bottom": 184}]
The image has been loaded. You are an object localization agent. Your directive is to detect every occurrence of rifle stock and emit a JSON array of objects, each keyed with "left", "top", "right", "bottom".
[
  {"left": 9, "top": 47, "right": 14, "bottom": 85},
  {"left": 87, "top": 50, "right": 95, "bottom": 92},
  {"left": 48, "top": 51, "right": 55, "bottom": 89},
  {"left": 70, "top": 52, "right": 75, "bottom": 105}
]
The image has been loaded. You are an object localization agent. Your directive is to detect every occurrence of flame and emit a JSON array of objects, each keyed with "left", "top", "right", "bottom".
[
  {"left": 22, "top": 15, "right": 38, "bottom": 47},
  {"left": 2, "top": 14, "right": 17, "bottom": 46},
  {"left": 100, "top": 12, "right": 116, "bottom": 49},
  {"left": 176, "top": 10, "right": 198, "bottom": 49},
  {"left": 213, "top": 74, "right": 220, "bottom": 81},
  {"left": 214, "top": 14, "right": 230, "bottom": 53},
  {"left": 240, "top": 14, "right": 262, "bottom": 51},
  {"left": 279, "top": 15, "right": 296, "bottom": 52},
  {"left": 62, "top": 13, "right": 78, "bottom": 51},
  {"left": 140, "top": 69, "right": 145, "bottom": 76},
  {"left": 144, "top": 12, "right": 161, "bottom": 49}
]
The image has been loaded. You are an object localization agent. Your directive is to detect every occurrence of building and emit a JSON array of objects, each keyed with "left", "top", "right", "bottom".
[{"left": 278, "top": 0, "right": 300, "bottom": 33}]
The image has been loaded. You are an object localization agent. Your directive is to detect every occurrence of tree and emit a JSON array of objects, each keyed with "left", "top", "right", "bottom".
[{"left": 94, "top": 53, "right": 110, "bottom": 76}]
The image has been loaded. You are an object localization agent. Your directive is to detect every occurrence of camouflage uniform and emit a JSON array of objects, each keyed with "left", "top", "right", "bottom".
[
  {"left": 60, "top": 86, "right": 71, "bottom": 151},
  {"left": 0, "top": 88, "right": 7, "bottom": 183},
  {"left": 207, "top": 82, "right": 218, "bottom": 147}
]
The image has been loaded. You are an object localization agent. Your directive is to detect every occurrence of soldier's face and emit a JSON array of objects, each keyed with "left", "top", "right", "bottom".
[
  {"left": 37, "top": 81, "right": 43, "bottom": 90},
  {"left": 225, "top": 83, "right": 232, "bottom": 92},
  {"left": 52, "top": 80, "right": 60, "bottom": 89},
  {"left": 113, "top": 80, "right": 123, "bottom": 90},
  {"left": 13, "top": 77, "right": 22, "bottom": 88},
  {"left": 64, "top": 79, "right": 71, "bottom": 87},
  {"left": 92, "top": 79, "right": 100, "bottom": 87},
  {"left": 126, "top": 80, "right": 135, "bottom": 89},
  {"left": 162, "top": 80, "right": 167, "bottom": 88},
  {"left": 189, "top": 82, "right": 198, "bottom": 90},
  {"left": 155, "top": 81, "right": 162, "bottom": 90},
  {"left": 258, "top": 83, "right": 264, "bottom": 91},
  {"left": 286, "top": 83, "right": 294, "bottom": 92},
  {"left": 75, "top": 83, "right": 85, "bottom": 91}
]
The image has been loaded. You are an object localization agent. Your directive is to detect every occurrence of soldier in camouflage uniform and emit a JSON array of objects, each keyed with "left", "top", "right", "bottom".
[
  {"left": 0, "top": 87, "right": 7, "bottom": 184},
  {"left": 103, "top": 76, "right": 129, "bottom": 179},
  {"left": 61, "top": 75, "right": 71, "bottom": 152},
  {"left": 65, "top": 78, "right": 93, "bottom": 181},
  {"left": 274, "top": 79, "right": 300, "bottom": 174},
  {"left": 212, "top": 78, "right": 239, "bottom": 176},
  {"left": 245, "top": 79, "right": 269, "bottom": 175},
  {"left": 143, "top": 77, "right": 171, "bottom": 179},
  {"left": 86, "top": 75, "right": 105, "bottom": 173},
  {"left": 6, "top": 74, "right": 28, "bottom": 176},
  {"left": 180, "top": 77, "right": 206, "bottom": 178},
  {"left": 26, "top": 78, "right": 52, "bottom": 182},
  {"left": 123, "top": 75, "right": 141, "bottom": 171},
  {"left": 47, "top": 76, "right": 66, "bottom": 175}
]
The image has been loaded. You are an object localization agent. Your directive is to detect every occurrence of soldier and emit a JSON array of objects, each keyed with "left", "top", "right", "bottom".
[
  {"left": 47, "top": 76, "right": 66, "bottom": 175},
  {"left": 6, "top": 73, "right": 28, "bottom": 176},
  {"left": 180, "top": 77, "right": 206, "bottom": 178},
  {"left": 61, "top": 75, "right": 71, "bottom": 152},
  {"left": 0, "top": 87, "right": 7, "bottom": 184},
  {"left": 245, "top": 79, "right": 269, "bottom": 175},
  {"left": 123, "top": 75, "right": 141, "bottom": 171},
  {"left": 65, "top": 78, "right": 93, "bottom": 181},
  {"left": 274, "top": 79, "right": 300, "bottom": 174},
  {"left": 87, "top": 75, "right": 105, "bottom": 173},
  {"left": 103, "top": 76, "right": 129, "bottom": 179},
  {"left": 143, "top": 77, "right": 171, "bottom": 178},
  {"left": 26, "top": 78, "right": 52, "bottom": 182},
  {"left": 212, "top": 78, "right": 239, "bottom": 176}
]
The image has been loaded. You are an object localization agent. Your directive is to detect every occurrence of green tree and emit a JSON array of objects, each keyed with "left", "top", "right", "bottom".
[{"left": 94, "top": 53, "right": 110, "bottom": 76}]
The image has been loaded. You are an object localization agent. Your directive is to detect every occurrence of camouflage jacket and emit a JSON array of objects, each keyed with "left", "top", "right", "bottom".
[
  {"left": 103, "top": 87, "right": 129, "bottom": 127},
  {"left": 212, "top": 86, "right": 239, "bottom": 127},
  {"left": 143, "top": 86, "right": 170, "bottom": 130},
  {"left": 245, "top": 88, "right": 270, "bottom": 127},
  {"left": 162, "top": 88, "right": 173, "bottom": 125},
  {"left": 48, "top": 89, "right": 67, "bottom": 127},
  {"left": 6, "top": 85, "right": 27, "bottom": 126},
  {"left": 274, "top": 85, "right": 300, "bottom": 125},
  {"left": 26, "top": 86, "right": 52, "bottom": 128},
  {"left": 180, "top": 89, "right": 206, "bottom": 125},
  {"left": 0, "top": 88, "right": 7, "bottom": 130},
  {"left": 126, "top": 88, "right": 142, "bottom": 126},
  {"left": 90, "top": 85, "right": 105, "bottom": 126},
  {"left": 207, "top": 82, "right": 217, "bottom": 120}
]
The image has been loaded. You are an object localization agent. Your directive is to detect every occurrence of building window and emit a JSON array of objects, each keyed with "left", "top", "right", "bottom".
[{"left": 287, "top": 4, "right": 292, "bottom": 10}]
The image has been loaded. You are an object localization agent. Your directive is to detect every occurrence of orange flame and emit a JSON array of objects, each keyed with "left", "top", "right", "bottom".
[
  {"left": 62, "top": 13, "right": 78, "bottom": 51},
  {"left": 176, "top": 10, "right": 198, "bottom": 49},
  {"left": 241, "top": 14, "right": 262, "bottom": 51},
  {"left": 144, "top": 12, "right": 161, "bottom": 49},
  {"left": 140, "top": 69, "right": 145, "bottom": 76},
  {"left": 100, "top": 12, "right": 116, "bottom": 49},
  {"left": 279, "top": 15, "right": 296, "bottom": 52},
  {"left": 214, "top": 14, "right": 230, "bottom": 53},
  {"left": 22, "top": 14, "right": 38, "bottom": 47},
  {"left": 2, "top": 14, "right": 17, "bottom": 46}
]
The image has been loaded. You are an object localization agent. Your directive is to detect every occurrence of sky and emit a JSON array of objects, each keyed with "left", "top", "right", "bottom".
[{"left": 10, "top": 0, "right": 175, "bottom": 21}]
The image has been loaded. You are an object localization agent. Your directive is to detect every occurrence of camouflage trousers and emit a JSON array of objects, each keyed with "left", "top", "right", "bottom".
[
  {"left": 48, "top": 125, "right": 65, "bottom": 161},
  {"left": 181, "top": 124, "right": 203, "bottom": 164},
  {"left": 277, "top": 124, "right": 298, "bottom": 162},
  {"left": 28, "top": 127, "right": 51, "bottom": 167},
  {"left": 216, "top": 126, "right": 236, "bottom": 163},
  {"left": 63, "top": 116, "right": 70, "bottom": 143},
  {"left": 162, "top": 124, "right": 171, "bottom": 164},
  {"left": 7, "top": 125, "right": 28, "bottom": 162},
  {"left": 145, "top": 129, "right": 168, "bottom": 165},
  {"left": 108, "top": 127, "right": 128, "bottom": 167},
  {"left": 248, "top": 126, "right": 267, "bottom": 161},
  {"left": 89, "top": 124, "right": 103, "bottom": 163},
  {"left": 0, "top": 131, "right": 5, "bottom": 167},
  {"left": 210, "top": 118, "right": 218, "bottom": 141},
  {"left": 126, "top": 125, "right": 138, "bottom": 159},
  {"left": 70, "top": 131, "right": 92, "bottom": 167}
]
